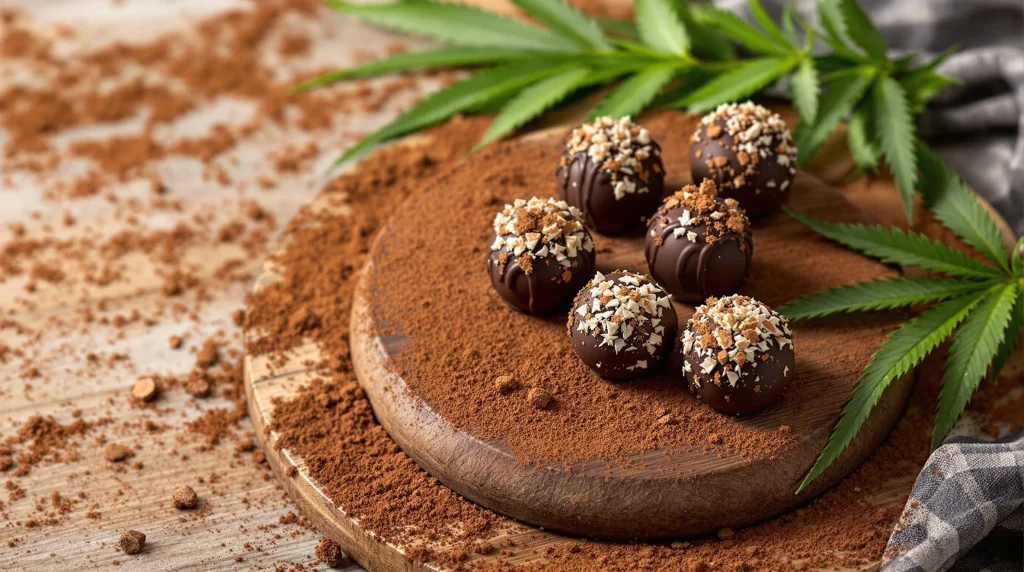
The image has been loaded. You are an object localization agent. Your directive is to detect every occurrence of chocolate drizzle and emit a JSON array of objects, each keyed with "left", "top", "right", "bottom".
[
  {"left": 487, "top": 197, "right": 595, "bottom": 314},
  {"left": 556, "top": 117, "right": 665, "bottom": 235}
]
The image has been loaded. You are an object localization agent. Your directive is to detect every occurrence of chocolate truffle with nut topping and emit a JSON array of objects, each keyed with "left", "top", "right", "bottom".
[
  {"left": 645, "top": 179, "right": 753, "bottom": 302},
  {"left": 556, "top": 116, "right": 665, "bottom": 234},
  {"left": 568, "top": 271, "right": 678, "bottom": 380},
  {"left": 682, "top": 295, "right": 794, "bottom": 415},
  {"left": 488, "top": 197, "right": 595, "bottom": 314},
  {"left": 689, "top": 102, "right": 797, "bottom": 217}
]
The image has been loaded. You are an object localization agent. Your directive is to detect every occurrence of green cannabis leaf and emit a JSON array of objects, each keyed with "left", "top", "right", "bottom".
[
  {"left": 307, "top": 0, "right": 1020, "bottom": 493},
  {"left": 312, "top": 0, "right": 956, "bottom": 223},
  {"left": 781, "top": 151, "right": 1021, "bottom": 492}
]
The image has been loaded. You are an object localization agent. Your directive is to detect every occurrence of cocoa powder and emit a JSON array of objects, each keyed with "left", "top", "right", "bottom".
[{"left": 247, "top": 112, "right": 1024, "bottom": 570}]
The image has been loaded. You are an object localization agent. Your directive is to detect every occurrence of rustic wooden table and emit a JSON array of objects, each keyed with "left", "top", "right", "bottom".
[
  {"left": 0, "top": 1, "right": 1017, "bottom": 571},
  {"left": 0, "top": 1, "right": 432, "bottom": 569}
]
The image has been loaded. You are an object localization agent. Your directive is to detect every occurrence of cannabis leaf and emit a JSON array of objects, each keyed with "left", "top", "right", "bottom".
[
  {"left": 476, "top": 67, "right": 592, "bottom": 151},
  {"left": 634, "top": 0, "right": 690, "bottom": 55},
  {"left": 326, "top": 0, "right": 579, "bottom": 52},
  {"left": 333, "top": 60, "right": 574, "bottom": 164},
  {"left": 797, "top": 289, "right": 990, "bottom": 491},
  {"left": 784, "top": 209, "right": 1004, "bottom": 280},
  {"left": 697, "top": 4, "right": 791, "bottom": 56},
  {"left": 917, "top": 144, "right": 1010, "bottom": 271},
  {"left": 790, "top": 58, "right": 819, "bottom": 124},
  {"left": 833, "top": 0, "right": 887, "bottom": 60},
  {"left": 681, "top": 57, "right": 798, "bottom": 112},
  {"left": 779, "top": 278, "right": 992, "bottom": 320},
  {"left": 934, "top": 282, "right": 1019, "bottom": 449},
  {"left": 593, "top": 63, "right": 679, "bottom": 119},
  {"left": 793, "top": 70, "right": 874, "bottom": 164},
  {"left": 785, "top": 161, "right": 1020, "bottom": 492},
  {"left": 846, "top": 106, "right": 880, "bottom": 172},
  {"left": 873, "top": 76, "right": 918, "bottom": 222},
  {"left": 512, "top": 0, "right": 613, "bottom": 51},
  {"left": 294, "top": 48, "right": 533, "bottom": 92}
]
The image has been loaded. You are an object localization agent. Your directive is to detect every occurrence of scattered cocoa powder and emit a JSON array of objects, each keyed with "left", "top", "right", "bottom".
[{"left": 246, "top": 112, "right": 1024, "bottom": 570}]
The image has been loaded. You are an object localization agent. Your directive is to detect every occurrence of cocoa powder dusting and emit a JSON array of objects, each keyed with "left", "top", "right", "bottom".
[{"left": 247, "top": 110, "right": 1024, "bottom": 570}]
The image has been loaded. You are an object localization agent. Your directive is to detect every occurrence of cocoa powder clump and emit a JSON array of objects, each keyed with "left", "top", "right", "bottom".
[
  {"left": 494, "top": 375, "right": 519, "bottom": 395},
  {"left": 315, "top": 537, "right": 344, "bottom": 567}
]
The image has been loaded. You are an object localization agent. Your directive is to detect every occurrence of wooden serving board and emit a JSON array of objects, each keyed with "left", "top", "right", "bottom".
[
  {"left": 241, "top": 109, "right": 991, "bottom": 570},
  {"left": 347, "top": 125, "right": 911, "bottom": 540}
]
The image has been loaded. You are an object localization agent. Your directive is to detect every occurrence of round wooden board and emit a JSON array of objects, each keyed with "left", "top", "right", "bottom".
[
  {"left": 349, "top": 125, "right": 911, "bottom": 540},
  {"left": 242, "top": 114, "right": 1016, "bottom": 570}
]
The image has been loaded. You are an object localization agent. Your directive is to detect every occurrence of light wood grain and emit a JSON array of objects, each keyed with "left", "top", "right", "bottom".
[{"left": 0, "top": 1, "right": 440, "bottom": 570}]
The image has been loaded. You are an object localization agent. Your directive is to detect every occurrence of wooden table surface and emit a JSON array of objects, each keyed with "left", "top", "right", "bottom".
[{"left": 0, "top": 1, "right": 1017, "bottom": 571}]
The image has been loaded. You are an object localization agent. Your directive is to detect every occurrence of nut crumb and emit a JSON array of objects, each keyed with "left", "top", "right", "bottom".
[
  {"left": 105, "top": 444, "right": 134, "bottom": 463},
  {"left": 130, "top": 377, "right": 158, "bottom": 402},
  {"left": 171, "top": 485, "right": 199, "bottom": 510},
  {"left": 527, "top": 387, "right": 551, "bottom": 410},
  {"left": 118, "top": 530, "right": 146, "bottom": 555},
  {"left": 493, "top": 375, "right": 518, "bottom": 395}
]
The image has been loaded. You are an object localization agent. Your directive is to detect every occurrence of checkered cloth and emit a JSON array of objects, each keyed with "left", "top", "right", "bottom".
[
  {"left": 881, "top": 434, "right": 1024, "bottom": 572},
  {"left": 716, "top": 0, "right": 1024, "bottom": 236}
]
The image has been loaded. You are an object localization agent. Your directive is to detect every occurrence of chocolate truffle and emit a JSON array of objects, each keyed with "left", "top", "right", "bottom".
[
  {"left": 568, "top": 271, "right": 678, "bottom": 380},
  {"left": 488, "top": 197, "right": 596, "bottom": 314},
  {"left": 689, "top": 102, "right": 797, "bottom": 217},
  {"left": 556, "top": 116, "right": 665, "bottom": 234},
  {"left": 682, "top": 295, "right": 795, "bottom": 415},
  {"left": 645, "top": 179, "right": 752, "bottom": 302}
]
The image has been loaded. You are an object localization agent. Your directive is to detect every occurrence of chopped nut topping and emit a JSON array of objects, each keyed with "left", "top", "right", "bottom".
[
  {"left": 565, "top": 116, "right": 659, "bottom": 200},
  {"left": 691, "top": 101, "right": 798, "bottom": 192},
  {"left": 572, "top": 271, "right": 673, "bottom": 359},
  {"left": 491, "top": 197, "right": 594, "bottom": 275},
  {"left": 682, "top": 295, "right": 792, "bottom": 386},
  {"left": 650, "top": 179, "right": 749, "bottom": 245}
]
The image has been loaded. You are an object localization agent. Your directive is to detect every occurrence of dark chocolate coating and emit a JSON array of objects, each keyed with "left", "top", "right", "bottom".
[
  {"left": 488, "top": 237, "right": 595, "bottom": 315},
  {"left": 644, "top": 203, "right": 752, "bottom": 303},
  {"left": 689, "top": 118, "right": 794, "bottom": 217},
  {"left": 568, "top": 272, "right": 678, "bottom": 380},
  {"left": 556, "top": 146, "right": 665, "bottom": 235},
  {"left": 683, "top": 336, "right": 794, "bottom": 415}
]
